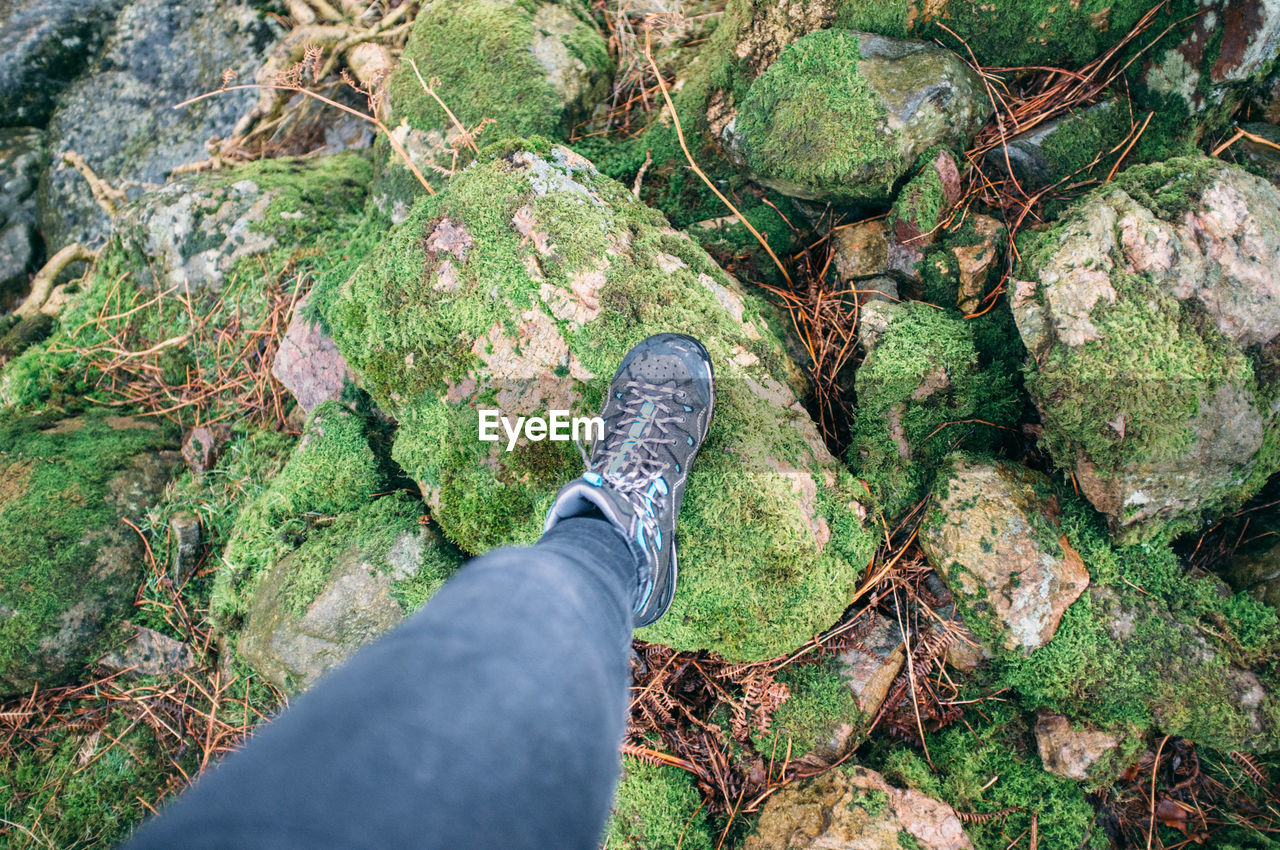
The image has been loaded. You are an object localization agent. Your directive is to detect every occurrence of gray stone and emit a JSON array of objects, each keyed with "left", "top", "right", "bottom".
[
  {"left": 238, "top": 518, "right": 461, "bottom": 694},
  {"left": 0, "top": 0, "right": 126, "bottom": 127},
  {"left": 37, "top": 0, "right": 280, "bottom": 251},
  {"left": 920, "top": 456, "right": 1091, "bottom": 653},
  {"left": 981, "top": 101, "right": 1120, "bottom": 190},
  {"left": 0, "top": 127, "right": 46, "bottom": 302},
  {"left": 168, "top": 511, "right": 201, "bottom": 582},
  {"left": 745, "top": 767, "right": 973, "bottom": 850},
  {"left": 99, "top": 623, "right": 195, "bottom": 677},
  {"left": 1034, "top": 711, "right": 1127, "bottom": 782}
]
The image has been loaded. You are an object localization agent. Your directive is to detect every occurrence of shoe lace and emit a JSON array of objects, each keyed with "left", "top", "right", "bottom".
[{"left": 583, "top": 380, "right": 687, "bottom": 538}]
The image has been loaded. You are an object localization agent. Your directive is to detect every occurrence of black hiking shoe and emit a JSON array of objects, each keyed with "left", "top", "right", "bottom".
[{"left": 544, "top": 333, "right": 715, "bottom": 627}]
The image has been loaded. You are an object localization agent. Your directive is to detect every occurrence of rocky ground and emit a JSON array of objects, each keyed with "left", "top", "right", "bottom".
[{"left": 2, "top": 0, "right": 1280, "bottom": 847}]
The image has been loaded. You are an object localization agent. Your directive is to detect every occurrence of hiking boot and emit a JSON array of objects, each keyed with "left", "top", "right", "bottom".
[{"left": 544, "top": 333, "right": 715, "bottom": 627}]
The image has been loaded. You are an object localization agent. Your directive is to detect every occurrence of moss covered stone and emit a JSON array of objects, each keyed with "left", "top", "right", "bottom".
[
  {"left": 980, "top": 496, "right": 1280, "bottom": 753},
  {"left": 320, "top": 141, "right": 877, "bottom": 661},
  {"left": 873, "top": 702, "right": 1105, "bottom": 850},
  {"left": 372, "top": 0, "right": 611, "bottom": 217},
  {"left": 0, "top": 411, "right": 179, "bottom": 696},
  {"left": 752, "top": 658, "right": 866, "bottom": 761},
  {"left": 214, "top": 402, "right": 384, "bottom": 628},
  {"left": 238, "top": 491, "right": 463, "bottom": 693},
  {"left": 1011, "top": 156, "right": 1280, "bottom": 540},
  {"left": 728, "top": 30, "right": 988, "bottom": 204},
  {"left": 846, "top": 302, "right": 1018, "bottom": 522},
  {"left": 0, "top": 154, "right": 372, "bottom": 416}
]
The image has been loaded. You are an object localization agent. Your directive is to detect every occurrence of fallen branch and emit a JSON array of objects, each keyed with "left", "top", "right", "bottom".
[
  {"left": 15, "top": 243, "right": 99, "bottom": 319},
  {"left": 62, "top": 152, "right": 127, "bottom": 217}
]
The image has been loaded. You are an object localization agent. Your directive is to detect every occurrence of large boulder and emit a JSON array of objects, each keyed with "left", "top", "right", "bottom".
[
  {"left": 919, "top": 455, "right": 1091, "bottom": 654},
  {"left": 0, "top": 0, "right": 126, "bottom": 128},
  {"left": 238, "top": 493, "right": 462, "bottom": 693},
  {"left": 0, "top": 411, "right": 179, "bottom": 696},
  {"left": 321, "top": 141, "right": 878, "bottom": 661},
  {"left": 37, "top": 0, "right": 279, "bottom": 251},
  {"left": 744, "top": 766, "right": 973, "bottom": 850},
  {"left": 0, "top": 127, "right": 45, "bottom": 304},
  {"left": 371, "top": 0, "right": 611, "bottom": 219},
  {"left": 1010, "top": 157, "right": 1280, "bottom": 540},
  {"left": 724, "top": 30, "right": 989, "bottom": 204}
]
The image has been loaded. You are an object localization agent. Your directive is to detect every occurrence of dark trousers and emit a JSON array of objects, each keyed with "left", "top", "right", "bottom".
[{"left": 126, "top": 517, "right": 637, "bottom": 849}]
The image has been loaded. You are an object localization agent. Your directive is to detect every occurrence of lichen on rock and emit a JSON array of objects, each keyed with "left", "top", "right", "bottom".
[{"left": 319, "top": 140, "right": 878, "bottom": 661}]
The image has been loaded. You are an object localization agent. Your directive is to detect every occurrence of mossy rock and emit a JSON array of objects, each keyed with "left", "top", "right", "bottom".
[
  {"left": 238, "top": 491, "right": 463, "bottom": 693},
  {"left": 726, "top": 30, "right": 989, "bottom": 204},
  {"left": 991, "top": 498, "right": 1280, "bottom": 754},
  {"left": 371, "top": 0, "right": 611, "bottom": 218},
  {"left": 744, "top": 765, "right": 973, "bottom": 850},
  {"left": 1011, "top": 156, "right": 1280, "bottom": 541},
  {"left": 604, "top": 756, "right": 715, "bottom": 850},
  {"left": 846, "top": 302, "right": 1018, "bottom": 523},
  {"left": 873, "top": 702, "right": 1105, "bottom": 850},
  {"left": 214, "top": 402, "right": 386, "bottom": 629},
  {"left": 321, "top": 140, "right": 878, "bottom": 661},
  {"left": 0, "top": 154, "right": 371, "bottom": 415},
  {"left": 919, "top": 455, "right": 1091, "bottom": 654},
  {"left": 0, "top": 410, "right": 179, "bottom": 696}
]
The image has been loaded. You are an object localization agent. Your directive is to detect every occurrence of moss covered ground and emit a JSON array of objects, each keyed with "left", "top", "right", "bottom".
[
  {"left": 604, "top": 757, "right": 717, "bottom": 850},
  {"left": 0, "top": 411, "right": 178, "bottom": 690},
  {"left": 215, "top": 402, "right": 384, "bottom": 626}
]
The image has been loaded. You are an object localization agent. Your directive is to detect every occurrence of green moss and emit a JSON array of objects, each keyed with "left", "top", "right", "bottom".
[
  {"left": 871, "top": 702, "right": 1103, "bottom": 850},
  {"left": 0, "top": 410, "right": 177, "bottom": 690},
  {"left": 320, "top": 143, "right": 877, "bottom": 660},
  {"left": 604, "top": 757, "right": 715, "bottom": 850},
  {"left": 832, "top": 1, "right": 908, "bottom": 37},
  {"left": 0, "top": 702, "right": 191, "bottom": 847},
  {"left": 752, "top": 658, "right": 863, "bottom": 758},
  {"left": 389, "top": 0, "right": 607, "bottom": 142},
  {"left": 846, "top": 303, "right": 1019, "bottom": 522},
  {"left": 734, "top": 30, "right": 897, "bottom": 202},
  {"left": 890, "top": 157, "right": 947, "bottom": 235},
  {"left": 214, "top": 402, "right": 384, "bottom": 627},
  {"left": 917, "top": 0, "right": 1188, "bottom": 69},
  {"left": 988, "top": 500, "right": 1280, "bottom": 752},
  {"left": 1039, "top": 102, "right": 1134, "bottom": 182}
]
